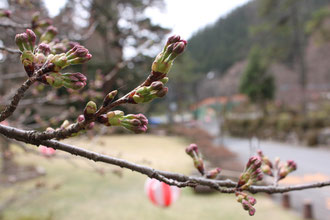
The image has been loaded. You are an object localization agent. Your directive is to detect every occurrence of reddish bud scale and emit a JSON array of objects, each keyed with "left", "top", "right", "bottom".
[{"left": 103, "top": 90, "right": 118, "bottom": 107}]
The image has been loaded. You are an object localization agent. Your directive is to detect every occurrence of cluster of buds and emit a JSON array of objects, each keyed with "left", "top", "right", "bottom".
[
  {"left": 0, "top": 9, "right": 11, "bottom": 18},
  {"left": 151, "top": 35, "right": 187, "bottom": 75},
  {"left": 97, "top": 111, "right": 148, "bottom": 134},
  {"left": 257, "top": 150, "right": 273, "bottom": 176},
  {"left": 131, "top": 80, "right": 168, "bottom": 103},
  {"left": 237, "top": 156, "right": 263, "bottom": 190},
  {"left": 277, "top": 160, "right": 297, "bottom": 181},
  {"left": 47, "top": 44, "right": 92, "bottom": 72},
  {"left": 185, "top": 144, "right": 205, "bottom": 175},
  {"left": 235, "top": 191, "right": 257, "bottom": 216},
  {"left": 15, "top": 29, "right": 37, "bottom": 52},
  {"left": 206, "top": 168, "right": 222, "bottom": 179},
  {"left": 14, "top": 28, "right": 91, "bottom": 90},
  {"left": 41, "top": 72, "right": 87, "bottom": 90}
]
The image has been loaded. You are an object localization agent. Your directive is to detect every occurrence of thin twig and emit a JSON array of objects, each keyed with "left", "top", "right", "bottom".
[
  {"left": 0, "top": 123, "right": 329, "bottom": 194},
  {"left": 0, "top": 45, "right": 21, "bottom": 54},
  {"left": 0, "top": 21, "right": 30, "bottom": 29},
  {"left": 0, "top": 64, "right": 54, "bottom": 122}
]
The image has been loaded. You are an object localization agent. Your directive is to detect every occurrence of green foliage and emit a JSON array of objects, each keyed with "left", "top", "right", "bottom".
[
  {"left": 185, "top": 0, "right": 330, "bottom": 77},
  {"left": 239, "top": 47, "right": 275, "bottom": 104},
  {"left": 187, "top": 2, "right": 255, "bottom": 75},
  {"left": 306, "top": 7, "right": 330, "bottom": 34}
]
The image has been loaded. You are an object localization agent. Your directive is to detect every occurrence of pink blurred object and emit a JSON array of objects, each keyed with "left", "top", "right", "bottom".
[
  {"left": 39, "top": 145, "right": 56, "bottom": 156},
  {"left": 0, "top": 120, "right": 9, "bottom": 126},
  {"left": 144, "top": 178, "right": 180, "bottom": 207}
]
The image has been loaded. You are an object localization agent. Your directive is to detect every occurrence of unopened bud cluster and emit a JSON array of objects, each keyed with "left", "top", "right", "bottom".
[
  {"left": 278, "top": 160, "right": 297, "bottom": 181},
  {"left": 237, "top": 156, "right": 263, "bottom": 190},
  {"left": 132, "top": 80, "right": 168, "bottom": 103},
  {"left": 41, "top": 72, "right": 87, "bottom": 90},
  {"left": 151, "top": 35, "right": 187, "bottom": 75},
  {"left": 185, "top": 144, "right": 205, "bottom": 175},
  {"left": 97, "top": 111, "right": 148, "bottom": 134},
  {"left": 257, "top": 150, "right": 273, "bottom": 176},
  {"left": 15, "top": 28, "right": 91, "bottom": 90},
  {"left": 236, "top": 191, "right": 257, "bottom": 216}
]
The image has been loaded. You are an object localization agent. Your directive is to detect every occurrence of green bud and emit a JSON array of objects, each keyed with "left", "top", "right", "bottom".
[{"left": 83, "top": 101, "right": 97, "bottom": 120}]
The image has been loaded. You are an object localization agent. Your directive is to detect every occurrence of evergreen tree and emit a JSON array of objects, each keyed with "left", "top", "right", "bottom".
[{"left": 239, "top": 47, "right": 275, "bottom": 107}]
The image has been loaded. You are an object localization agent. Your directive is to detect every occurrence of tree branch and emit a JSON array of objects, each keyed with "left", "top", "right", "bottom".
[
  {"left": 0, "top": 64, "right": 54, "bottom": 122},
  {"left": 0, "top": 21, "right": 30, "bottom": 29},
  {"left": 0, "top": 45, "right": 21, "bottom": 54},
  {"left": 0, "top": 123, "right": 329, "bottom": 194},
  {"left": 25, "top": 70, "right": 168, "bottom": 140}
]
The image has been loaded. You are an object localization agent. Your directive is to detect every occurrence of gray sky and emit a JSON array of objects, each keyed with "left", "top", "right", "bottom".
[{"left": 44, "top": 0, "right": 250, "bottom": 39}]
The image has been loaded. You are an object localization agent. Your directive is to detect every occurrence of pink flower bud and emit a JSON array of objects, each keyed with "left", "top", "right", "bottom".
[
  {"left": 173, "top": 42, "right": 185, "bottom": 54},
  {"left": 37, "top": 43, "right": 51, "bottom": 55},
  {"left": 77, "top": 114, "right": 85, "bottom": 122},
  {"left": 25, "top": 29, "right": 36, "bottom": 49},
  {"left": 166, "top": 35, "right": 181, "bottom": 45},
  {"left": 206, "top": 168, "right": 221, "bottom": 179}
]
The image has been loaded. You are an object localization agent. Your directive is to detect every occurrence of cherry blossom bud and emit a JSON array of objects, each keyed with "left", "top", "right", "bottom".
[
  {"left": 83, "top": 101, "right": 97, "bottom": 120},
  {"left": 25, "top": 29, "right": 36, "bottom": 50},
  {"left": 206, "top": 168, "right": 222, "bottom": 179},
  {"left": 102, "top": 111, "right": 148, "bottom": 134},
  {"left": 185, "top": 143, "right": 199, "bottom": 157},
  {"left": 237, "top": 156, "right": 263, "bottom": 189},
  {"left": 66, "top": 45, "right": 92, "bottom": 64},
  {"left": 120, "top": 113, "right": 148, "bottom": 134},
  {"left": 40, "top": 26, "right": 58, "bottom": 43},
  {"left": 257, "top": 150, "right": 273, "bottom": 168},
  {"left": 278, "top": 160, "right": 297, "bottom": 180},
  {"left": 37, "top": 43, "right": 51, "bottom": 55},
  {"left": 62, "top": 72, "right": 87, "bottom": 90},
  {"left": 20, "top": 50, "right": 35, "bottom": 76},
  {"left": 152, "top": 35, "right": 187, "bottom": 74},
  {"left": 235, "top": 191, "right": 257, "bottom": 216},
  {"left": 261, "top": 164, "right": 273, "bottom": 176},
  {"left": 103, "top": 90, "right": 118, "bottom": 107},
  {"left": 132, "top": 81, "right": 168, "bottom": 103},
  {"left": 77, "top": 115, "right": 85, "bottom": 122},
  {"left": 185, "top": 143, "right": 205, "bottom": 175},
  {"left": 166, "top": 35, "right": 181, "bottom": 47}
]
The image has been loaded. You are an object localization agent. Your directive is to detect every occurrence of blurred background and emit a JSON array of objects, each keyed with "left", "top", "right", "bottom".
[{"left": 1, "top": 0, "right": 330, "bottom": 219}]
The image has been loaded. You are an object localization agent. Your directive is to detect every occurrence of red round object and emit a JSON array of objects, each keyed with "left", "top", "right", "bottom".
[{"left": 144, "top": 178, "right": 180, "bottom": 207}]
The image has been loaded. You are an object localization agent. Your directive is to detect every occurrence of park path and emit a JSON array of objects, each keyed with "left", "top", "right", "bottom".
[{"left": 214, "top": 136, "right": 330, "bottom": 220}]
